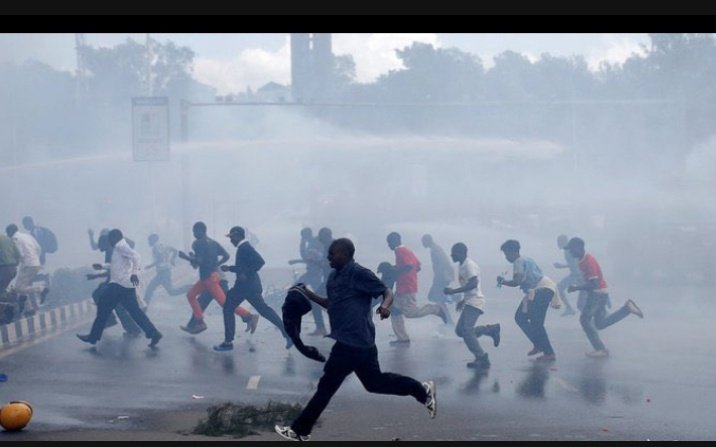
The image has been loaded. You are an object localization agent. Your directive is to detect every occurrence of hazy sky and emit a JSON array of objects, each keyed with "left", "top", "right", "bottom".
[{"left": 0, "top": 33, "right": 650, "bottom": 94}]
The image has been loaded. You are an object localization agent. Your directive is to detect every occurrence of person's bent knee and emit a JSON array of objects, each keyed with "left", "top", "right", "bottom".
[
  {"left": 361, "top": 381, "right": 381, "bottom": 393},
  {"left": 579, "top": 314, "right": 591, "bottom": 327}
]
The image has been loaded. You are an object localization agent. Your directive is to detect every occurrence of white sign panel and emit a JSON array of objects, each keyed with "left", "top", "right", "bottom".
[{"left": 132, "top": 97, "right": 170, "bottom": 161}]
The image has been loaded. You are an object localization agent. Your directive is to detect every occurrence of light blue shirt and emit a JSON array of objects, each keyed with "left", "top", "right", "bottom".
[{"left": 513, "top": 256, "right": 543, "bottom": 293}]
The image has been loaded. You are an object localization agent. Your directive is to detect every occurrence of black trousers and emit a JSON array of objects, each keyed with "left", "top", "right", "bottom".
[
  {"left": 92, "top": 282, "right": 141, "bottom": 335},
  {"left": 88, "top": 283, "right": 159, "bottom": 342},
  {"left": 514, "top": 288, "right": 555, "bottom": 356},
  {"left": 291, "top": 341, "right": 426, "bottom": 436},
  {"left": 222, "top": 285, "right": 288, "bottom": 343}
]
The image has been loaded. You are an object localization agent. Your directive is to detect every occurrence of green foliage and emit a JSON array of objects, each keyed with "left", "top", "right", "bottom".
[
  {"left": 4, "top": 33, "right": 716, "bottom": 172},
  {"left": 81, "top": 37, "right": 195, "bottom": 102},
  {"left": 193, "top": 401, "right": 306, "bottom": 438},
  {"left": 46, "top": 267, "right": 97, "bottom": 306}
]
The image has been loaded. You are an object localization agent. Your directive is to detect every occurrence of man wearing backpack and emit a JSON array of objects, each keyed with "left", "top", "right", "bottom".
[
  {"left": 22, "top": 217, "right": 57, "bottom": 266},
  {"left": 22, "top": 217, "right": 56, "bottom": 304}
]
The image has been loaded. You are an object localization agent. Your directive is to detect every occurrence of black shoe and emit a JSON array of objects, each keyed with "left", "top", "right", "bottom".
[
  {"left": 213, "top": 341, "right": 233, "bottom": 352},
  {"left": 489, "top": 324, "right": 501, "bottom": 348},
  {"left": 180, "top": 320, "right": 207, "bottom": 334},
  {"left": 77, "top": 333, "right": 97, "bottom": 345},
  {"left": 149, "top": 331, "right": 162, "bottom": 348},
  {"left": 16, "top": 295, "right": 27, "bottom": 315},
  {"left": 40, "top": 287, "right": 50, "bottom": 305},
  {"left": 467, "top": 353, "right": 490, "bottom": 368}
]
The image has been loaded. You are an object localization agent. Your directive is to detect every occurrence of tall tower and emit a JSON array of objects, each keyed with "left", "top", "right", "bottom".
[
  {"left": 312, "top": 33, "right": 333, "bottom": 96},
  {"left": 75, "top": 33, "right": 89, "bottom": 106},
  {"left": 145, "top": 33, "right": 153, "bottom": 96},
  {"left": 290, "top": 33, "right": 334, "bottom": 103},
  {"left": 290, "top": 33, "right": 311, "bottom": 102}
]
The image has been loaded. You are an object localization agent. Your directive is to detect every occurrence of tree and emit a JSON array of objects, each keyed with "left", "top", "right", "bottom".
[
  {"left": 81, "top": 37, "right": 196, "bottom": 105},
  {"left": 375, "top": 42, "right": 485, "bottom": 103}
]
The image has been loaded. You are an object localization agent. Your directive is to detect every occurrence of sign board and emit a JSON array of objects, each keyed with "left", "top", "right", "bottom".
[{"left": 132, "top": 96, "right": 170, "bottom": 161}]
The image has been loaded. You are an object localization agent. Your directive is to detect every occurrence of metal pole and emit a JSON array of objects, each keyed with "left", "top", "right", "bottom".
[
  {"left": 145, "top": 33, "right": 152, "bottom": 97},
  {"left": 180, "top": 99, "right": 189, "bottom": 142}
]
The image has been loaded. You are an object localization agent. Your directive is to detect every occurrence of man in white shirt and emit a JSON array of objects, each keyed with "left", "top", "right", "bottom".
[
  {"left": 5, "top": 224, "right": 48, "bottom": 315},
  {"left": 77, "top": 229, "right": 162, "bottom": 348},
  {"left": 443, "top": 243, "right": 500, "bottom": 369},
  {"left": 143, "top": 233, "right": 191, "bottom": 307}
]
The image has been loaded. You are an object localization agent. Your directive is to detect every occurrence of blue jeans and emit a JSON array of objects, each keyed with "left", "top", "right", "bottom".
[
  {"left": 579, "top": 291, "right": 630, "bottom": 351},
  {"left": 455, "top": 305, "right": 486, "bottom": 358}
]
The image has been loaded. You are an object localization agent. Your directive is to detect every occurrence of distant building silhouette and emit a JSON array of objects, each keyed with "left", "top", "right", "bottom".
[{"left": 290, "top": 33, "right": 334, "bottom": 103}]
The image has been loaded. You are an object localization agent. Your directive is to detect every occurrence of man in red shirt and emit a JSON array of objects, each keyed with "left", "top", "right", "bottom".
[
  {"left": 387, "top": 232, "right": 448, "bottom": 344},
  {"left": 565, "top": 237, "right": 644, "bottom": 358}
]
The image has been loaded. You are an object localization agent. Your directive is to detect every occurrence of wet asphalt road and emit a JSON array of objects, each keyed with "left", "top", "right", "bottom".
[{"left": 1, "top": 276, "right": 715, "bottom": 441}]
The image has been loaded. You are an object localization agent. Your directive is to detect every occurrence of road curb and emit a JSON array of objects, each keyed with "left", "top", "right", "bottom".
[{"left": 0, "top": 299, "right": 94, "bottom": 348}]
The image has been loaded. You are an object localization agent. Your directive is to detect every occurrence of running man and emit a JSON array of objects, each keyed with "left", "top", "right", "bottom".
[
  {"left": 565, "top": 237, "right": 644, "bottom": 358},
  {"left": 444, "top": 242, "right": 500, "bottom": 369},
  {"left": 179, "top": 222, "right": 257, "bottom": 335}
]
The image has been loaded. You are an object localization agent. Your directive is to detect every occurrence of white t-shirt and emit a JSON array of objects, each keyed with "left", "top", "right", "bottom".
[
  {"left": 12, "top": 232, "right": 41, "bottom": 267},
  {"left": 459, "top": 258, "right": 485, "bottom": 310}
]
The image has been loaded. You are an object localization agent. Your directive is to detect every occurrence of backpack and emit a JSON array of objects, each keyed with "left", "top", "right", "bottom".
[{"left": 34, "top": 226, "right": 58, "bottom": 253}]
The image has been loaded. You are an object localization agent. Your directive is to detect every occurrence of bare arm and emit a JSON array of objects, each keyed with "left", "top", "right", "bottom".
[
  {"left": 376, "top": 288, "right": 394, "bottom": 319},
  {"left": 86, "top": 271, "right": 109, "bottom": 280},
  {"left": 394, "top": 264, "right": 414, "bottom": 275},
  {"left": 169, "top": 247, "right": 178, "bottom": 265},
  {"left": 498, "top": 272, "right": 523, "bottom": 288},
  {"left": 88, "top": 229, "right": 98, "bottom": 250},
  {"left": 217, "top": 244, "right": 230, "bottom": 266},
  {"left": 300, "top": 286, "right": 329, "bottom": 309},
  {"left": 568, "top": 277, "right": 599, "bottom": 292},
  {"left": 444, "top": 276, "right": 477, "bottom": 295}
]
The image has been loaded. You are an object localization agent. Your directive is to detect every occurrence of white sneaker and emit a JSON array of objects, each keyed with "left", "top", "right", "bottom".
[
  {"left": 275, "top": 425, "right": 310, "bottom": 441},
  {"left": 586, "top": 349, "right": 610, "bottom": 358},
  {"left": 422, "top": 380, "right": 437, "bottom": 418}
]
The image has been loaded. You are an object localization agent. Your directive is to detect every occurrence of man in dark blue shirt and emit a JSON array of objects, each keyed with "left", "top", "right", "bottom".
[
  {"left": 213, "top": 226, "right": 293, "bottom": 351},
  {"left": 274, "top": 238, "right": 437, "bottom": 441}
]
